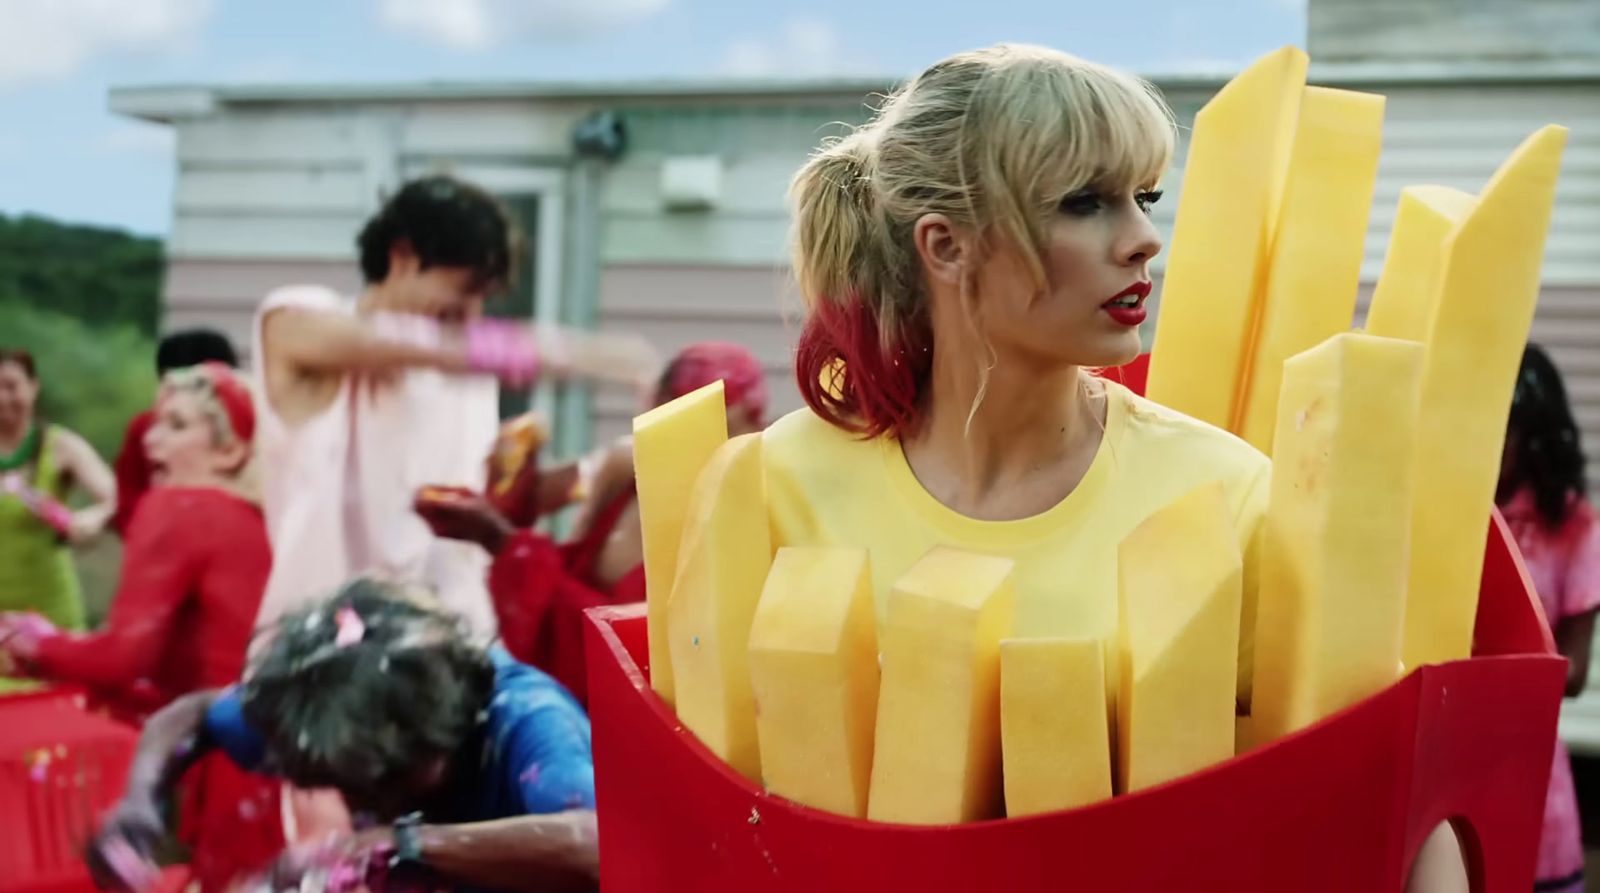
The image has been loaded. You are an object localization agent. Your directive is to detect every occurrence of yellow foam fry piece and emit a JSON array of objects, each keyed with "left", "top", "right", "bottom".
[
  {"left": 868, "top": 547, "right": 1016, "bottom": 825},
  {"left": 1364, "top": 185, "right": 1478, "bottom": 342},
  {"left": 1000, "top": 637, "right": 1112, "bottom": 817},
  {"left": 633, "top": 381, "right": 729, "bottom": 704},
  {"left": 1252, "top": 333, "right": 1424, "bottom": 744},
  {"left": 1402, "top": 125, "right": 1568, "bottom": 668},
  {"left": 1146, "top": 46, "right": 1308, "bottom": 429},
  {"left": 1117, "top": 482, "right": 1242, "bottom": 794},
  {"left": 1235, "top": 715, "right": 1257, "bottom": 756},
  {"left": 747, "top": 546, "right": 879, "bottom": 818},
  {"left": 1236, "top": 87, "right": 1386, "bottom": 453},
  {"left": 666, "top": 433, "right": 772, "bottom": 781}
]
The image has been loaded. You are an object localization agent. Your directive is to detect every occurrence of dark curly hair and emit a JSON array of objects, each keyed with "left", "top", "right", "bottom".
[
  {"left": 1503, "top": 343, "right": 1590, "bottom": 529},
  {"left": 356, "top": 175, "right": 519, "bottom": 290},
  {"left": 155, "top": 329, "right": 238, "bottom": 376},
  {"left": 240, "top": 577, "right": 495, "bottom": 797}
]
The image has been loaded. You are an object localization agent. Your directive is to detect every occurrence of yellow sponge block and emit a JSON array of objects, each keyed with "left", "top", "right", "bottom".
[
  {"left": 1365, "top": 186, "right": 1477, "bottom": 342},
  {"left": 1000, "top": 637, "right": 1112, "bottom": 817},
  {"left": 1117, "top": 482, "right": 1242, "bottom": 794},
  {"left": 868, "top": 547, "right": 1016, "bottom": 824},
  {"left": 666, "top": 433, "right": 772, "bottom": 781},
  {"left": 1147, "top": 46, "right": 1307, "bottom": 429},
  {"left": 748, "top": 547, "right": 879, "bottom": 817},
  {"left": 1252, "top": 333, "right": 1423, "bottom": 743},
  {"left": 1401, "top": 126, "right": 1568, "bottom": 668},
  {"left": 633, "top": 382, "right": 729, "bottom": 704},
  {"left": 1235, "top": 86, "right": 1385, "bottom": 453}
]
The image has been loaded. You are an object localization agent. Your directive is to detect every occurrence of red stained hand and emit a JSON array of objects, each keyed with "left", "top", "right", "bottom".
[
  {"left": 414, "top": 486, "right": 516, "bottom": 555},
  {"left": 0, "top": 611, "right": 57, "bottom": 665}
]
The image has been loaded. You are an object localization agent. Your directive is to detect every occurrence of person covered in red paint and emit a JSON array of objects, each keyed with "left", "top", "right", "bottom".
[
  {"left": 111, "top": 328, "right": 241, "bottom": 537},
  {"left": 415, "top": 341, "right": 768, "bottom": 704},
  {"left": 0, "top": 362, "right": 282, "bottom": 890}
]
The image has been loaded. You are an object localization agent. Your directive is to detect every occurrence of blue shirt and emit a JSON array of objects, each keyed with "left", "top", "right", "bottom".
[{"left": 204, "top": 646, "right": 595, "bottom": 822}]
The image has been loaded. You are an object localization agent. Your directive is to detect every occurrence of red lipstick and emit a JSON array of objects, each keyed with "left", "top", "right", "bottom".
[{"left": 1102, "top": 280, "right": 1152, "bottom": 327}]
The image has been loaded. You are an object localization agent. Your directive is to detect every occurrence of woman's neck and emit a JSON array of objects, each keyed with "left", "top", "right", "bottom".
[
  {"left": 901, "top": 348, "right": 1105, "bottom": 521},
  {"left": 0, "top": 419, "right": 34, "bottom": 454}
]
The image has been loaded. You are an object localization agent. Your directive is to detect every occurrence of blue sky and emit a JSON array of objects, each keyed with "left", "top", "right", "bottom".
[{"left": 0, "top": 0, "right": 1304, "bottom": 236}]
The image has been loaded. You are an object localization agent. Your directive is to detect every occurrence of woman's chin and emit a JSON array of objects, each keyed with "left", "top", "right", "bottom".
[{"left": 1074, "top": 332, "right": 1144, "bottom": 370}]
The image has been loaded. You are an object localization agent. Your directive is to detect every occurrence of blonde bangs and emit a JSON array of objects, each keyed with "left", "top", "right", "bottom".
[
  {"left": 1057, "top": 62, "right": 1176, "bottom": 195},
  {"left": 962, "top": 46, "right": 1175, "bottom": 272}
]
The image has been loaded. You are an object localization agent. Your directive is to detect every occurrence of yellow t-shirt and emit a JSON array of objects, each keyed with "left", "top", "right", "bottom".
[{"left": 761, "top": 379, "right": 1271, "bottom": 703}]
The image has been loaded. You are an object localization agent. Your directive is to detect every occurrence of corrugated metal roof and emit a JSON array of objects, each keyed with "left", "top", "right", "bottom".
[
  {"left": 110, "top": 78, "right": 906, "bottom": 123},
  {"left": 110, "top": 58, "right": 1600, "bottom": 124}
]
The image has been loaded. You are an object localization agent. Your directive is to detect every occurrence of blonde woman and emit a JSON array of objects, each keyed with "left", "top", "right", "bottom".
[
  {"left": 0, "top": 361, "right": 281, "bottom": 891},
  {"left": 764, "top": 45, "right": 1465, "bottom": 891}
]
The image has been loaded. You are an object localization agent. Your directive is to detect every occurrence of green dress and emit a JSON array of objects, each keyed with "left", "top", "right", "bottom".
[{"left": 0, "top": 426, "right": 85, "bottom": 691}]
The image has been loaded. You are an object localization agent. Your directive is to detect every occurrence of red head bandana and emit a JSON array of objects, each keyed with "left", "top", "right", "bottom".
[
  {"left": 197, "top": 361, "right": 256, "bottom": 444},
  {"left": 664, "top": 342, "right": 768, "bottom": 423}
]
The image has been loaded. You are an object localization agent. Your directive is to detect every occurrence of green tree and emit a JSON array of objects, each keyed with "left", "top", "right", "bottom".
[{"left": 0, "top": 212, "right": 163, "bottom": 336}]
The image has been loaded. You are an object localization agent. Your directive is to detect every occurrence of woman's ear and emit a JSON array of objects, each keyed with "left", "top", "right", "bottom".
[
  {"left": 214, "top": 440, "right": 251, "bottom": 477},
  {"left": 913, "top": 213, "right": 973, "bottom": 287}
]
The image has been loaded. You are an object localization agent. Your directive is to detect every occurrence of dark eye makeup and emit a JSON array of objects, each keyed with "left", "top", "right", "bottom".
[{"left": 1058, "top": 188, "right": 1164, "bottom": 217}]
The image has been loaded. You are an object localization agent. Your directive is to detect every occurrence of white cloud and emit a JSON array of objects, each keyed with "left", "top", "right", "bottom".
[
  {"left": 375, "top": 0, "right": 668, "bottom": 50},
  {"left": 722, "top": 19, "right": 864, "bottom": 79},
  {"left": 102, "top": 122, "right": 175, "bottom": 155},
  {"left": 0, "top": 0, "right": 213, "bottom": 88}
]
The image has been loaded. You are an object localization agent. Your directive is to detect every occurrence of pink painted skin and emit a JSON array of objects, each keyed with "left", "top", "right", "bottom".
[
  {"left": 0, "top": 611, "right": 57, "bottom": 663},
  {"left": 464, "top": 320, "right": 541, "bottom": 387},
  {"left": 464, "top": 322, "right": 663, "bottom": 399},
  {"left": 0, "top": 474, "right": 73, "bottom": 537},
  {"left": 35, "top": 498, "right": 73, "bottom": 537}
]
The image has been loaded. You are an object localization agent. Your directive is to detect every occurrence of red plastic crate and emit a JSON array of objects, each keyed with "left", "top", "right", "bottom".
[
  {"left": 0, "top": 688, "right": 140, "bottom": 893},
  {"left": 582, "top": 355, "right": 1565, "bottom": 892}
]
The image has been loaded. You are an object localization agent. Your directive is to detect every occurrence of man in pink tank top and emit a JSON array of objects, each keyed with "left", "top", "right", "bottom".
[{"left": 251, "top": 174, "right": 656, "bottom": 644}]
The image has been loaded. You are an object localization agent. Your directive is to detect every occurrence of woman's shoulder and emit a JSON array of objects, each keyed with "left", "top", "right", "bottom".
[
  {"left": 762, "top": 406, "right": 882, "bottom": 476},
  {"left": 132, "top": 487, "right": 266, "bottom": 535},
  {"left": 1111, "top": 382, "right": 1270, "bottom": 482},
  {"left": 138, "top": 485, "right": 245, "bottom": 507},
  {"left": 257, "top": 284, "right": 352, "bottom": 318},
  {"left": 44, "top": 425, "right": 94, "bottom": 458},
  {"left": 44, "top": 426, "right": 110, "bottom": 476}
]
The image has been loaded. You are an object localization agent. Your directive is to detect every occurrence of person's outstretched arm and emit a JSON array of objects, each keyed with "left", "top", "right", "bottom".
[
  {"left": 54, "top": 427, "right": 117, "bottom": 543},
  {"left": 386, "top": 811, "right": 599, "bottom": 893},
  {"left": 87, "top": 689, "right": 223, "bottom": 889},
  {"left": 266, "top": 305, "right": 659, "bottom": 389},
  {"left": 28, "top": 491, "right": 204, "bottom": 688}
]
